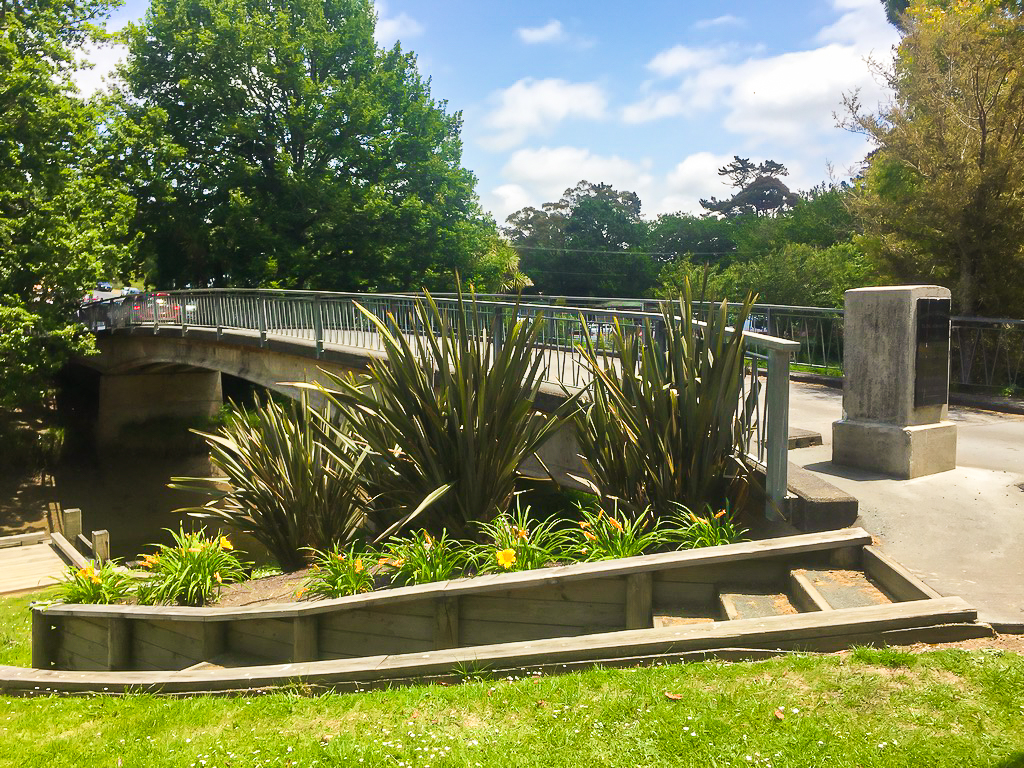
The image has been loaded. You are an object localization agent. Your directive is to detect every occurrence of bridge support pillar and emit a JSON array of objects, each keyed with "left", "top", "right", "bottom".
[{"left": 96, "top": 370, "right": 223, "bottom": 446}]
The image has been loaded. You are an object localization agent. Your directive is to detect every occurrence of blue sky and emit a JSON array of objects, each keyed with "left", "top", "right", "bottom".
[{"left": 79, "top": 0, "right": 900, "bottom": 225}]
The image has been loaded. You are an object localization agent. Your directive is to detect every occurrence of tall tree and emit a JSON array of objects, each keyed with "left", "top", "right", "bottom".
[
  {"left": 118, "top": 0, "right": 493, "bottom": 291},
  {"left": 845, "top": 0, "right": 1024, "bottom": 316},
  {"left": 1, "top": 0, "right": 132, "bottom": 407},
  {"left": 504, "top": 181, "right": 654, "bottom": 297},
  {"left": 700, "top": 156, "right": 799, "bottom": 218}
]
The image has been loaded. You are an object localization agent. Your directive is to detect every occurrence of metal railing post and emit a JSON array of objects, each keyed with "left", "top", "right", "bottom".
[
  {"left": 493, "top": 305, "right": 505, "bottom": 351},
  {"left": 258, "top": 293, "right": 268, "bottom": 348},
  {"left": 764, "top": 347, "right": 791, "bottom": 521},
  {"left": 151, "top": 294, "right": 160, "bottom": 335},
  {"left": 215, "top": 293, "right": 223, "bottom": 340},
  {"left": 313, "top": 296, "right": 323, "bottom": 359}
]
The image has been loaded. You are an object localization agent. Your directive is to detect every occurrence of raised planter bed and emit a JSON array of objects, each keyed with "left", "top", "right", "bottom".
[{"left": 7, "top": 528, "right": 989, "bottom": 695}]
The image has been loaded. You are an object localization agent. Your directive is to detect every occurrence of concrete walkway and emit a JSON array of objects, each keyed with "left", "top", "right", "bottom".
[{"left": 789, "top": 381, "right": 1024, "bottom": 627}]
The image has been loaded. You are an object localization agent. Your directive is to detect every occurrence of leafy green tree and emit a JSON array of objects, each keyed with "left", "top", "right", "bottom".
[
  {"left": 700, "top": 156, "right": 799, "bottom": 218},
  {"left": 1, "top": 0, "right": 132, "bottom": 408},
  {"left": 118, "top": 0, "right": 494, "bottom": 292},
  {"left": 647, "top": 213, "right": 737, "bottom": 267},
  {"left": 504, "top": 181, "right": 655, "bottom": 297},
  {"left": 845, "top": 0, "right": 1024, "bottom": 316}
]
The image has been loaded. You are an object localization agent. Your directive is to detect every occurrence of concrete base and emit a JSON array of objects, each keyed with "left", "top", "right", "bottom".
[{"left": 832, "top": 419, "right": 957, "bottom": 479}]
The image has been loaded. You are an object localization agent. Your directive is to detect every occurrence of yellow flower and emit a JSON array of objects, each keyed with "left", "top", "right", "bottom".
[
  {"left": 579, "top": 521, "right": 591, "bottom": 529},
  {"left": 219, "top": 536, "right": 233, "bottom": 550},
  {"left": 496, "top": 549, "right": 516, "bottom": 569},
  {"left": 353, "top": 559, "right": 364, "bottom": 574},
  {"left": 336, "top": 553, "right": 346, "bottom": 562},
  {"left": 214, "top": 572, "right": 222, "bottom": 584},
  {"left": 139, "top": 553, "right": 160, "bottom": 569},
  {"left": 422, "top": 531, "right": 433, "bottom": 549},
  {"left": 515, "top": 527, "right": 529, "bottom": 540},
  {"left": 607, "top": 517, "right": 624, "bottom": 532},
  {"left": 584, "top": 532, "right": 597, "bottom": 542},
  {"left": 188, "top": 546, "right": 203, "bottom": 553},
  {"left": 295, "top": 586, "right": 307, "bottom": 598},
  {"left": 714, "top": 509, "right": 727, "bottom": 519},
  {"left": 90, "top": 574, "right": 101, "bottom": 585},
  {"left": 78, "top": 565, "right": 94, "bottom": 579}
]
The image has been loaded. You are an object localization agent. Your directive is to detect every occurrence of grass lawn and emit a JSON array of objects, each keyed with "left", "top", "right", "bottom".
[{"left": 0, "top": 594, "right": 1022, "bottom": 767}]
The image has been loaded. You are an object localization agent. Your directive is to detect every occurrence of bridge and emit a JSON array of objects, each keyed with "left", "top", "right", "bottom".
[{"left": 76, "top": 289, "right": 800, "bottom": 518}]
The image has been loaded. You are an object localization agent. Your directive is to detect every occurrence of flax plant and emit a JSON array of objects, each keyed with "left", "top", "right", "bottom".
[
  {"left": 574, "top": 282, "right": 755, "bottom": 518},
  {"left": 313, "top": 288, "right": 579, "bottom": 538},
  {"left": 171, "top": 395, "right": 371, "bottom": 571}
]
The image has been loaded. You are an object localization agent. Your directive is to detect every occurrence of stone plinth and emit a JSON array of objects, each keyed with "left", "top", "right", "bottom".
[{"left": 832, "top": 286, "right": 957, "bottom": 479}]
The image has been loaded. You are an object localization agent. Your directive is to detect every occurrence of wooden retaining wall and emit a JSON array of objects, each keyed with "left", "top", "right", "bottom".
[{"left": 29, "top": 527, "right": 966, "bottom": 678}]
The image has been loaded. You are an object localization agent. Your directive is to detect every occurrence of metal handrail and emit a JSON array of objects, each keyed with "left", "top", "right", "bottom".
[{"left": 78, "top": 289, "right": 798, "bottom": 519}]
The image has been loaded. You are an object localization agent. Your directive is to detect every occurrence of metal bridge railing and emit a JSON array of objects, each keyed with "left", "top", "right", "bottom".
[{"left": 79, "top": 289, "right": 799, "bottom": 519}]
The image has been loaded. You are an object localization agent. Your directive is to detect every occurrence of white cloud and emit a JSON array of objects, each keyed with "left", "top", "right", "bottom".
[
  {"left": 656, "top": 152, "right": 737, "bottom": 216},
  {"left": 489, "top": 146, "right": 653, "bottom": 221},
  {"left": 518, "top": 20, "right": 565, "bottom": 44},
  {"left": 72, "top": 42, "right": 127, "bottom": 96},
  {"left": 647, "top": 44, "right": 729, "bottom": 78},
  {"left": 693, "top": 15, "right": 743, "bottom": 30},
  {"left": 622, "top": 0, "right": 899, "bottom": 146},
  {"left": 374, "top": 1, "right": 424, "bottom": 48},
  {"left": 480, "top": 78, "right": 607, "bottom": 151}
]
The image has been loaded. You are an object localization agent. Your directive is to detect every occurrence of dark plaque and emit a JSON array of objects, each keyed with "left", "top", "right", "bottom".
[{"left": 915, "top": 298, "right": 951, "bottom": 407}]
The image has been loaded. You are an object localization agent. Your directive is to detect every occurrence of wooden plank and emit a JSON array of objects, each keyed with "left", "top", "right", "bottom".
[
  {"left": 60, "top": 630, "right": 108, "bottom": 669},
  {"left": 789, "top": 571, "right": 833, "bottom": 613},
  {"left": 369, "top": 600, "right": 435, "bottom": 618},
  {"left": 107, "top": 618, "right": 132, "bottom": 670},
  {"left": 130, "top": 636, "right": 201, "bottom": 671},
  {"left": 652, "top": 579, "right": 716, "bottom": 608},
  {"left": 458, "top": 595, "right": 624, "bottom": 629},
  {"left": 433, "top": 598, "right": 458, "bottom": 650},
  {"left": 131, "top": 620, "right": 204, "bottom": 657},
  {"left": 91, "top": 531, "right": 110, "bottom": 564},
  {"left": 460, "top": 618, "right": 593, "bottom": 647},
  {"left": 49, "top": 533, "right": 90, "bottom": 569},
  {"left": 318, "top": 628, "right": 434, "bottom": 658},
  {"left": 862, "top": 546, "right": 943, "bottom": 602},
  {"left": 56, "top": 647, "right": 106, "bottom": 672},
  {"left": 63, "top": 616, "right": 108, "bottom": 647},
  {"left": 61, "top": 509, "right": 82, "bottom": 541},
  {"left": 293, "top": 616, "right": 318, "bottom": 662},
  {"left": 480, "top": 579, "right": 626, "bottom": 606},
  {"left": 201, "top": 623, "right": 227, "bottom": 661},
  {"left": 625, "top": 573, "right": 652, "bottom": 630},
  {"left": 31, "top": 609, "right": 58, "bottom": 669},
  {"left": 319, "top": 608, "right": 434, "bottom": 642},
  {"left": 657, "top": 561, "right": 787, "bottom": 586},
  {"left": 75, "top": 534, "right": 94, "bottom": 557},
  {"left": 0, "top": 532, "right": 48, "bottom": 548},
  {"left": 227, "top": 620, "right": 291, "bottom": 661}
]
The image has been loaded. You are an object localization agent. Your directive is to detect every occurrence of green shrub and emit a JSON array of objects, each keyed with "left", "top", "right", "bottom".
[
  {"left": 136, "top": 527, "right": 250, "bottom": 606},
  {"left": 56, "top": 560, "right": 134, "bottom": 605},
  {"left": 473, "top": 499, "right": 571, "bottom": 573},
  {"left": 574, "top": 282, "right": 754, "bottom": 518},
  {"left": 664, "top": 502, "right": 748, "bottom": 549},
  {"left": 570, "top": 504, "right": 668, "bottom": 562},
  {"left": 303, "top": 544, "right": 376, "bottom": 599},
  {"left": 377, "top": 529, "right": 471, "bottom": 586},
  {"left": 172, "top": 395, "right": 370, "bottom": 571},
  {"left": 314, "top": 289, "right": 580, "bottom": 538}
]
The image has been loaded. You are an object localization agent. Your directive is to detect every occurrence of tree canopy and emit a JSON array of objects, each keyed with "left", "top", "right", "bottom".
[
  {"left": 118, "top": 0, "right": 494, "bottom": 291},
  {"left": 700, "top": 157, "right": 800, "bottom": 218},
  {"left": 0, "top": 0, "right": 133, "bottom": 407},
  {"left": 847, "top": 0, "right": 1024, "bottom": 316},
  {"left": 503, "top": 181, "right": 655, "bottom": 297}
]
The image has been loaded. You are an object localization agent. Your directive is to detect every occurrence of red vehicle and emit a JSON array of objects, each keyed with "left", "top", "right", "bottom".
[{"left": 127, "top": 292, "right": 182, "bottom": 324}]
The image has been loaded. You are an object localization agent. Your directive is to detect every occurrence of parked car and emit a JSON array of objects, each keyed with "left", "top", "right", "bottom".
[
  {"left": 96, "top": 280, "right": 113, "bottom": 292},
  {"left": 122, "top": 286, "right": 141, "bottom": 295}
]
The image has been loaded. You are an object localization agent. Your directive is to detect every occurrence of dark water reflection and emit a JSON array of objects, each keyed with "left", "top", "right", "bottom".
[{"left": 52, "top": 453, "right": 267, "bottom": 563}]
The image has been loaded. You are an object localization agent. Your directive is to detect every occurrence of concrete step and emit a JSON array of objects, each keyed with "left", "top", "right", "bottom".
[
  {"left": 795, "top": 568, "right": 894, "bottom": 610},
  {"left": 719, "top": 590, "right": 798, "bottom": 621}
]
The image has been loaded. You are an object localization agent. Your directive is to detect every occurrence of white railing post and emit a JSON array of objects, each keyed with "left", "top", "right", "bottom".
[
  {"left": 764, "top": 346, "right": 792, "bottom": 521},
  {"left": 258, "top": 293, "right": 268, "bottom": 348}
]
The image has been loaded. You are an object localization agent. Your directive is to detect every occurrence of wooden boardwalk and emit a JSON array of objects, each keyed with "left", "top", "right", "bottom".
[{"left": 0, "top": 534, "right": 65, "bottom": 596}]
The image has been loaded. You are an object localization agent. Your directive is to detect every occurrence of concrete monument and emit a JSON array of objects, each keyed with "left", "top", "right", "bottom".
[{"left": 832, "top": 285, "right": 957, "bottom": 478}]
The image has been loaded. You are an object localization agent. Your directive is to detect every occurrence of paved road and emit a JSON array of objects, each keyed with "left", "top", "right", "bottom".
[{"left": 789, "top": 381, "right": 1024, "bottom": 627}]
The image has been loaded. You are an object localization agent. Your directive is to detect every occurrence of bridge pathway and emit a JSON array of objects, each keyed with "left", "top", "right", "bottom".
[{"left": 0, "top": 538, "right": 65, "bottom": 596}]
